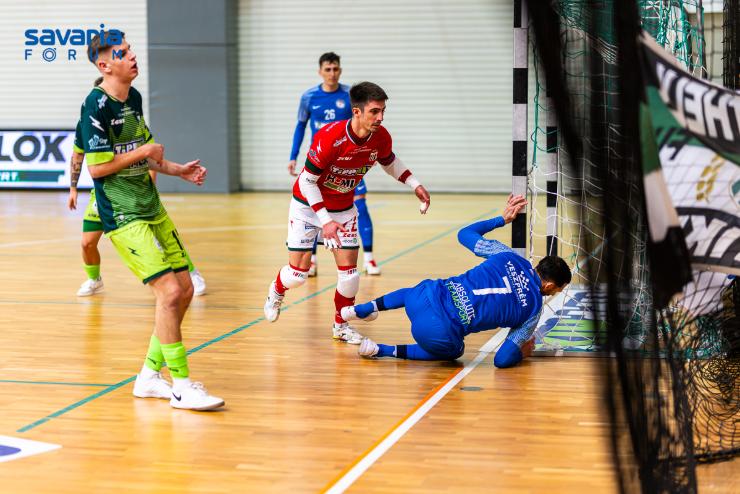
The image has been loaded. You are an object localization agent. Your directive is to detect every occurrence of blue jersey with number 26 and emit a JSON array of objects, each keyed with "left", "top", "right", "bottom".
[
  {"left": 289, "top": 83, "right": 352, "bottom": 161},
  {"left": 431, "top": 216, "right": 543, "bottom": 346}
]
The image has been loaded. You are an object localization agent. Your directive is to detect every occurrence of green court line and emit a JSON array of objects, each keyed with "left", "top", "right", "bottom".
[
  {"left": 17, "top": 209, "right": 495, "bottom": 433},
  {"left": 0, "top": 379, "right": 116, "bottom": 387}
]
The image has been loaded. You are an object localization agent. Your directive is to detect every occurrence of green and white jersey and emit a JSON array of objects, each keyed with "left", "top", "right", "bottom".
[{"left": 80, "top": 86, "right": 163, "bottom": 232}]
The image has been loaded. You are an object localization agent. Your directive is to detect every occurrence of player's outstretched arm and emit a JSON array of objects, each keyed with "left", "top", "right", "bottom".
[
  {"left": 87, "top": 143, "right": 163, "bottom": 179},
  {"left": 148, "top": 159, "right": 207, "bottom": 186},
  {"left": 378, "top": 155, "right": 430, "bottom": 213},
  {"left": 457, "top": 194, "right": 527, "bottom": 258},
  {"left": 493, "top": 309, "right": 540, "bottom": 368}
]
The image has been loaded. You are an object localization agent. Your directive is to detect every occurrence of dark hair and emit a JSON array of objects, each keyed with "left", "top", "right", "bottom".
[
  {"left": 535, "top": 256, "right": 572, "bottom": 287},
  {"left": 319, "top": 52, "right": 340, "bottom": 66},
  {"left": 93, "top": 77, "right": 103, "bottom": 86},
  {"left": 87, "top": 30, "right": 125, "bottom": 64},
  {"left": 350, "top": 82, "right": 388, "bottom": 111}
]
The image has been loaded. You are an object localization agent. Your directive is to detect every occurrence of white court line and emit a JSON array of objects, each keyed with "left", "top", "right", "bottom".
[{"left": 323, "top": 328, "right": 509, "bottom": 494}]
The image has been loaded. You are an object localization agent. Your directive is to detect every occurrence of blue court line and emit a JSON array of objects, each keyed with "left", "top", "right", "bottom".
[
  {"left": 0, "top": 379, "right": 116, "bottom": 387},
  {"left": 17, "top": 209, "right": 496, "bottom": 434}
]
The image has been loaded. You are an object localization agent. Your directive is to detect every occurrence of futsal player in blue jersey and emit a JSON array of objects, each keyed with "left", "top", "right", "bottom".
[
  {"left": 341, "top": 194, "right": 572, "bottom": 368},
  {"left": 288, "top": 52, "right": 380, "bottom": 276}
]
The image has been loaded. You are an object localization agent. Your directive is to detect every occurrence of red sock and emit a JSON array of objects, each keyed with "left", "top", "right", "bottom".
[
  {"left": 275, "top": 263, "right": 307, "bottom": 295},
  {"left": 275, "top": 270, "right": 288, "bottom": 294},
  {"left": 334, "top": 290, "right": 355, "bottom": 324}
]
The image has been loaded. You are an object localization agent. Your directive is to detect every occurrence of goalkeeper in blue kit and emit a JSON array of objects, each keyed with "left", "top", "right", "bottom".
[{"left": 341, "top": 194, "right": 572, "bottom": 368}]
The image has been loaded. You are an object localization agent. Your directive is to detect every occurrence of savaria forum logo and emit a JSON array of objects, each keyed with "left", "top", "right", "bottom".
[{"left": 23, "top": 25, "right": 123, "bottom": 63}]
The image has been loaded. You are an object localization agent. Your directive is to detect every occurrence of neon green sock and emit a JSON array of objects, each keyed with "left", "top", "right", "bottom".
[
  {"left": 185, "top": 250, "right": 195, "bottom": 272},
  {"left": 84, "top": 264, "right": 100, "bottom": 280},
  {"left": 161, "top": 341, "right": 190, "bottom": 378},
  {"left": 144, "top": 334, "right": 164, "bottom": 372}
]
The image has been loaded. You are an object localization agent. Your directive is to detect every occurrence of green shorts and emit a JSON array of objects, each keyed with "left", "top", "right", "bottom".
[
  {"left": 107, "top": 214, "right": 189, "bottom": 284},
  {"left": 82, "top": 189, "right": 103, "bottom": 232}
]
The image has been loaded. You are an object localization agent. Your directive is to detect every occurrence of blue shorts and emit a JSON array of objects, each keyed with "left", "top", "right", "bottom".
[
  {"left": 354, "top": 178, "right": 367, "bottom": 196},
  {"left": 405, "top": 281, "right": 465, "bottom": 360}
]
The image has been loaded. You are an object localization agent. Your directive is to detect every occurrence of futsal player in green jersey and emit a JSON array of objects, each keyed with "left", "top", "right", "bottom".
[
  {"left": 69, "top": 112, "right": 208, "bottom": 297},
  {"left": 80, "top": 32, "right": 223, "bottom": 410}
]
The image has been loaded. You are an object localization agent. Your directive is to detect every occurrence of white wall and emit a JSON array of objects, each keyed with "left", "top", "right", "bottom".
[
  {"left": 0, "top": 0, "right": 148, "bottom": 128},
  {"left": 238, "top": 0, "right": 514, "bottom": 192}
]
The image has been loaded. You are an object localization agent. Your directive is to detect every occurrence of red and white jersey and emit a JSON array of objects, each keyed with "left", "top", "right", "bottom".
[{"left": 292, "top": 119, "right": 395, "bottom": 211}]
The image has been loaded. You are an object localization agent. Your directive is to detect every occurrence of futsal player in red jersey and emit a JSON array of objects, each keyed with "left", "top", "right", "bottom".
[{"left": 264, "top": 82, "right": 431, "bottom": 343}]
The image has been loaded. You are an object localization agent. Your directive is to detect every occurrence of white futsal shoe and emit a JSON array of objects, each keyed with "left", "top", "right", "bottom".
[
  {"left": 364, "top": 260, "right": 381, "bottom": 276},
  {"left": 264, "top": 281, "right": 285, "bottom": 322},
  {"left": 358, "top": 338, "right": 380, "bottom": 358},
  {"left": 340, "top": 306, "right": 379, "bottom": 322},
  {"left": 77, "top": 277, "right": 104, "bottom": 297},
  {"left": 190, "top": 269, "right": 207, "bottom": 296},
  {"left": 170, "top": 381, "right": 225, "bottom": 411},
  {"left": 133, "top": 372, "right": 173, "bottom": 399},
  {"left": 332, "top": 322, "right": 364, "bottom": 344}
]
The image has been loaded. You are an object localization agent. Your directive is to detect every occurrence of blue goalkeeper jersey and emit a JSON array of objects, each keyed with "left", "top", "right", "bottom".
[
  {"left": 289, "top": 83, "right": 351, "bottom": 160},
  {"left": 429, "top": 216, "right": 543, "bottom": 346}
]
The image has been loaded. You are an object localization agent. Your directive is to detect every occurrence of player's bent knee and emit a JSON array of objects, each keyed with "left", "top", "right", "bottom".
[
  {"left": 336, "top": 266, "right": 360, "bottom": 297},
  {"left": 280, "top": 264, "right": 308, "bottom": 289},
  {"left": 493, "top": 339, "right": 524, "bottom": 368}
]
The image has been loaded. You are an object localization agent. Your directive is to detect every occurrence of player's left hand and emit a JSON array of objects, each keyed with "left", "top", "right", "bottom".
[
  {"left": 68, "top": 189, "right": 78, "bottom": 210},
  {"left": 415, "top": 185, "right": 430, "bottom": 214},
  {"left": 521, "top": 337, "right": 536, "bottom": 358},
  {"left": 181, "top": 160, "right": 207, "bottom": 186},
  {"left": 502, "top": 193, "right": 527, "bottom": 223},
  {"left": 322, "top": 221, "right": 345, "bottom": 251}
]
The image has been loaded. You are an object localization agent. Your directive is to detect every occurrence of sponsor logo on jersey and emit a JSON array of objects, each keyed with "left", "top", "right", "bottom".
[
  {"left": 369, "top": 150, "right": 378, "bottom": 162},
  {"left": 89, "top": 115, "right": 104, "bottom": 132},
  {"left": 97, "top": 95, "right": 107, "bottom": 109},
  {"left": 337, "top": 157, "right": 353, "bottom": 161},
  {"left": 110, "top": 118, "right": 125, "bottom": 126},
  {"left": 446, "top": 280, "right": 475, "bottom": 326},
  {"left": 323, "top": 174, "right": 357, "bottom": 193},
  {"left": 336, "top": 99, "right": 346, "bottom": 109},
  {"left": 87, "top": 135, "right": 108, "bottom": 150},
  {"left": 308, "top": 149, "right": 320, "bottom": 164},
  {"left": 333, "top": 137, "right": 347, "bottom": 147},
  {"left": 506, "top": 261, "right": 531, "bottom": 307},
  {"left": 312, "top": 105, "right": 321, "bottom": 110},
  {"left": 329, "top": 165, "right": 363, "bottom": 176}
]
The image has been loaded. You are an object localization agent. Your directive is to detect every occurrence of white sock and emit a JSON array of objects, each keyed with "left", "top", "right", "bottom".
[
  {"left": 364, "top": 252, "right": 374, "bottom": 263},
  {"left": 172, "top": 377, "right": 192, "bottom": 392},
  {"left": 140, "top": 364, "right": 159, "bottom": 379},
  {"left": 311, "top": 254, "right": 317, "bottom": 263}
]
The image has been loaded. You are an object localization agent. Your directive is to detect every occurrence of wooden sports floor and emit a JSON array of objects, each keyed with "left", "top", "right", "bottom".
[{"left": 0, "top": 191, "right": 736, "bottom": 493}]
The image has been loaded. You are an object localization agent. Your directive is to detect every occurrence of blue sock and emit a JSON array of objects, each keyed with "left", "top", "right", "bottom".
[
  {"left": 377, "top": 344, "right": 395, "bottom": 357},
  {"left": 396, "top": 344, "right": 443, "bottom": 361},
  {"left": 354, "top": 288, "right": 411, "bottom": 318},
  {"left": 355, "top": 301, "right": 377, "bottom": 318},
  {"left": 355, "top": 198, "right": 373, "bottom": 252},
  {"left": 377, "top": 287, "right": 411, "bottom": 311}
]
